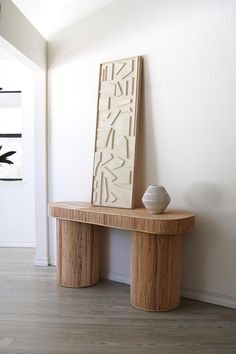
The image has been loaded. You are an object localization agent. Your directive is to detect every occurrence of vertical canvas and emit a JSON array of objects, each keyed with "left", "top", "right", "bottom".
[
  {"left": 0, "top": 134, "right": 22, "bottom": 180},
  {"left": 92, "top": 56, "right": 142, "bottom": 208},
  {"left": 0, "top": 91, "right": 22, "bottom": 181}
]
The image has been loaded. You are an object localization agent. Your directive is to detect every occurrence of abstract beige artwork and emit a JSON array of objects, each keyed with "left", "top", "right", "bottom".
[{"left": 92, "top": 56, "right": 142, "bottom": 208}]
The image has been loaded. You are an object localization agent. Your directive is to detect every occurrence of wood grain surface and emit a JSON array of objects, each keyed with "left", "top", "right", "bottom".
[
  {"left": 57, "top": 220, "right": 99, "bottom": 287},
  {"left": 50, "top": 201, "right": 195, "bottom": 310},
  {"left": 131, "top": 232, "right": 182, "bottom": 311},
  {"left": 49, "top": 201, "right": 194, "bottom": 235},
  {"left": 0, "top": 248, "right": 235, "bottom": 354}
]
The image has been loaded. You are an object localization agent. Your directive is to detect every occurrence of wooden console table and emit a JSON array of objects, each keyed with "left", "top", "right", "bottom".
[{"left": 48, "top": 202, "right": 194, "bottom": 311}]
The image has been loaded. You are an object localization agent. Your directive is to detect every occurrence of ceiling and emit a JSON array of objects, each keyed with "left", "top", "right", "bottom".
[{"left": 12, "top": 0, "right": 116, "bottom": 38}]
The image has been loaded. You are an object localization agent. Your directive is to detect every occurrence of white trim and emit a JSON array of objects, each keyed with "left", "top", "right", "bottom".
[
  {"left": 0, "top": 180, "right": 26, "bottom": 185},
  {"left": 100, "top": 270, "right": 130, "bottom": 285},
  {"left": 182, "top": 287, "right": 236, "bottom": 309},
  {"left": 34, "top": 256, "right": 50, "bottom": 266},
  {"left": 0, "top": 242, "right": 35, "bottom": 247},
  {"left": 33, "top": 70, "right": 49, "bottom": 267},
  {"left": 99, "top": 272, "right": 236, "bottom": 309},
  {"left": 0, "top": 0, "right": 46, "bottom": 70},
  {"left": 40, "top": 261, "right": 236, "bottom": 309},
  {"left": 50, "top": 258, "right": 56, "bottom": 267}
]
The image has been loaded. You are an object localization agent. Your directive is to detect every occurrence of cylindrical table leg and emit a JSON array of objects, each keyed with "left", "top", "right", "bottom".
[
  {"left": 56, "top": 219, "right": 99, "bottom": 288},
  {"left": 131, "top": 232, "right": 182, "bottom": 311}
]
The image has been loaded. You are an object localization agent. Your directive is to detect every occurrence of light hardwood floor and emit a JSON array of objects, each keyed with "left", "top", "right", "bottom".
[{"left": 0, "top": 248, "right": 235, "bottom": 354}]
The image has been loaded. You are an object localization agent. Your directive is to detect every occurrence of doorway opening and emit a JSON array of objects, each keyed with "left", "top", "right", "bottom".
[{"left": 0, "top": 45, "right": 48, "bottom": 265}]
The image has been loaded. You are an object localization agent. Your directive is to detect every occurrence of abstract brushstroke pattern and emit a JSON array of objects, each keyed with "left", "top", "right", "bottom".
[
  {"left": 92, "top": 56, "right": 142, "bottom": 208},
  {"left": 0, "top": 134, "right": 22, "bottom": 180}
]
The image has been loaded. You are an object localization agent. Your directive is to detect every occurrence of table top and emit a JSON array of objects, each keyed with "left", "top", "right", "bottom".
[{"left": 49, "top": 201, "right": 195, "bottom": 235}]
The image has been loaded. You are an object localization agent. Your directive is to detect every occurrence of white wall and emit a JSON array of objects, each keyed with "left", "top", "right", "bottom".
[
  {"left": 0, "top": 57, "right": 36, "bottom": 247},
  {"left": 0, "top": 0, "right": 46, "bottom": 69},
  {"left": 0, "top": 0, "right": 48, "bottom": 264},
  {"left": 47, "top": 0, "right": 236, "bottom": 307}
]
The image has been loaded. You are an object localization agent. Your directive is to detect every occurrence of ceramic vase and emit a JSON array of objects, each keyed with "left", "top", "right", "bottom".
[{"left": 142, "top": 185, "right": 171, "bottom": 214}]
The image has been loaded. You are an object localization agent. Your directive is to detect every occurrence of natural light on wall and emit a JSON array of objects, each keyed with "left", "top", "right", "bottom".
[{"left": 12, "top": 0, "right": 117, "bottom": 38}]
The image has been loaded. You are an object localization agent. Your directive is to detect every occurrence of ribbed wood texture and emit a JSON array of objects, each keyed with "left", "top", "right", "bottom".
[
  {"left": 50, "top": 202, "right": 195, "bottom": 310},
  {"left": 57, "top": 220, "right": 99, "bottom": 287},
  {"left": 131, "top": 232, "right": 182, "bottom": 311},
  {"left": 49, "top": 202, "right": 194, "bottom": 235}
]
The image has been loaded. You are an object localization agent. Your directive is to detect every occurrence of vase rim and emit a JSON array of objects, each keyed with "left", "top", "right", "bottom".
[{"left": 148, "top": 184, "right": 164, "bottom": 187}]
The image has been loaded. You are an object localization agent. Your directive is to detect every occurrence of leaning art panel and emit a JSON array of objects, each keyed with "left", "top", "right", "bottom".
[{"left": 92, "top": 56, "right": 142, "bottom": 208}]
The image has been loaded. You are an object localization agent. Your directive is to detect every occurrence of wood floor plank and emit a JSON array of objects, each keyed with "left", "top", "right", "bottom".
[{"left": 0, "top": 248, "right": 235, "bottom": 354}]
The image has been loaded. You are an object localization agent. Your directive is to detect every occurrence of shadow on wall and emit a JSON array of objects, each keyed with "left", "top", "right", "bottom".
[
  {"left": 182, "top": 182, "right": 236, "bottom": 294},
  {"left": 134, "top": 55, "right": 159, "bottom": 206},
  {"left": 183, "top": 211, "right": 236, "bottom": 295},
  {"left": 184, "top": 182, "right": 224, "bottom": 210},
  {"left": 99, "top": 226, "right": 131, "bottom": 282}
]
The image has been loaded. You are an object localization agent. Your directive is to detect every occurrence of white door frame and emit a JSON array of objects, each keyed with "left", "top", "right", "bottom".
[
  {"left": 33, "top": 69, "right": 49, "bottom": 266},
  {"left": 0, "top": 0, "right": 48, "bottom": 265}
]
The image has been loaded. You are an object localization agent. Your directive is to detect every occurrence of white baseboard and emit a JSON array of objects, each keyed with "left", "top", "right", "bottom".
[
  {"left": 100, "top": 270, "right": 130, "bottom": 285},
  {"left": 182, "top": 287, "right": 236, "bottom": 309},
  {"left": 0, "top": 241, "right": 35, "bottom": 247},
  {"left": 41, "top": 262, "right": 236, "bottom": 309},
  {"left": 49, "top": 258, "right": 56, "bottom": 266},
  {"left": 34, "top": 256, "right": 50, "bottom": 266},
  {"left": 100, "top": 271, "right": 236, "bottom": 309}
]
